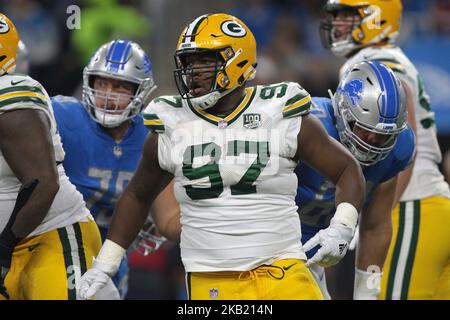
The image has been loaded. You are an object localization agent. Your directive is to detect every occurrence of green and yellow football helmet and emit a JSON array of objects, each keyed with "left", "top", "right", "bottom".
[
  {"left": 0, "top": 13, "right": 19, "bottom": 75},
  {"left": 174, "top": 13, "right": 257, "bottom": 110},
  {"left": 320, "top": 0, "right": 403, "bottom": 57}
]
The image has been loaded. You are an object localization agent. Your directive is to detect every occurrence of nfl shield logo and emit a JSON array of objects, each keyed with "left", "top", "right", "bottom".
[
  {"left": 113, "top": 145, "right": 123, "bottom": 158},
  {"left": 218, "top": 120, "right": 228, "bottom": 129},
  {"left": 243, "top": 113, "right": 261, "bottom": 129},
  {"left": 209, "top": 288, "right": 219, "bottom": 299}
]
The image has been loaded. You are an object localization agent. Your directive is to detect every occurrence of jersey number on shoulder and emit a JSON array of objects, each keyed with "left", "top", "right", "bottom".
[
  {"left": 182, "top": 141, "right": 270, "bottom": 200},
  {"left": 259, "top": 83, "right": 288, "bottom": 100},
  {"left": 85, "top": 168, "right": 134, "bottom": 226}
]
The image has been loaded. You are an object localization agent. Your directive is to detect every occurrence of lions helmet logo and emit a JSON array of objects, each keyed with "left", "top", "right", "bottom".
[
  {"left": 339, "top": 79, "right": 364, "bottom": 108},
  {"left": 221, "top": 20, "right": 246, "bottom": 37}
]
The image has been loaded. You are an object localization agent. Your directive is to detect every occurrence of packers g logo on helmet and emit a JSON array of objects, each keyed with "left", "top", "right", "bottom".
[
  {"left": 173, "top": 13, "right": 257, "bottom": 110},
  {"left": 0, "top": 13, "right": 19, "bottom": 75},
  {"left": 221, "top": 21, "right": 247, "bottom": 37},
  {"left": 0, "top": 19, "right": 10, "bottom": 34}
]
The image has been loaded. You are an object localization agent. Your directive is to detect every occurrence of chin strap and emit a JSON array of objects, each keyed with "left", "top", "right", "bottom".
[{"left": 189, "top": 86, "right": 238, "bottom": 110}]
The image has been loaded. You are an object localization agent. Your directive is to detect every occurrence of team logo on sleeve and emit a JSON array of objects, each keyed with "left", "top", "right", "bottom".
[
  {"left": 221, "top": 20, "right": 246, "bottom": 37},
  {"left": 243, "top": 113, "right": 261, "bottom": 129}
]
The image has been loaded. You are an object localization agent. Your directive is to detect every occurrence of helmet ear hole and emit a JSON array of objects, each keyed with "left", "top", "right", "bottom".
[{"left": 237, "top": 60, "right": 248, "bottom": 68}]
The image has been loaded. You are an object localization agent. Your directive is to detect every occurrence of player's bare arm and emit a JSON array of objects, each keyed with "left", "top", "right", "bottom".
[
  {"left": 296, "top": 114, "right": 365, "bottom": 267},
  {"left": 150, "top": 180, "right": 181, "bottom": 242},
  {"left": 358, "top": 176, "right": 398, "bottom": 270},
  {"left": 107, "top": 132, "right": 173, "bottom": 249},
  {"left": 295, "top": 114, "right": 365, "bottom": 211},
  {"left": 0, "top": 109, "right": 59, "bottom": 238}
]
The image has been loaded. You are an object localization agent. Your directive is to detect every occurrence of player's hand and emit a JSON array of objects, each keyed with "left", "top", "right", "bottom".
[
  {"left": 79, "top": 260, "right": 117, "bottom": 300},
  {"left": 303, "top": 218, "right": 354, "bottom": 268},
  {"left": 0, "top": 242, "right": 13, "bottom": 300}
]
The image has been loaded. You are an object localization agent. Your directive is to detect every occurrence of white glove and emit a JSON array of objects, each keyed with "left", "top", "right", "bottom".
[
  {"left": 303, "top": 218, "right": 354, "bottom": 268},
  {"left": 94, "top": 278, "right": 121, "bottom": 300},
  {"left": 79, "top": 259, "right": 118, "bottom": 300},
  {"left": 353, "top": 267, "right": 382, "bottom": 300},
  {"left": 349, "top": 225, "right": 359, "bottom": 251}
]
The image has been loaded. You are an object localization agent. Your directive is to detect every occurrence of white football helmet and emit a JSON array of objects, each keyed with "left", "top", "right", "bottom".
[
  {"left": 333, "top": 60, "right": 407, "bottom": 166},
  {"left": 82, "top": 39, "right": 156, "bottom": 128}
]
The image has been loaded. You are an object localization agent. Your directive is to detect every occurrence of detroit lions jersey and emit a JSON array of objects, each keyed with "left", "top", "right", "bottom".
[
  {"left": 341, "top": 46, "right": 450, "bottom": 201},
  {"left": 144, "top": 81, "right": 311, "bottom": 272},
  {"left": 297, "top": 97, "right": 415, "bottom": 252},
  {"left": 0, "top": 74, "right": 91, "bottom": 237},
  {"left": 52, "top": 96, "right": 150, "bottom": 238}
]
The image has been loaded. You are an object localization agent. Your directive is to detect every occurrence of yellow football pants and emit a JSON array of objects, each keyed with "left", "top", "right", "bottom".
[
  {"left": 380, "top": 197, "right": 450, "bottom": 300},
  {"left": 186, "top": 258, "right": 324, "bottom": 300},
  {"left": 2, "top": 220, "right": 101, "bottom": 300}
]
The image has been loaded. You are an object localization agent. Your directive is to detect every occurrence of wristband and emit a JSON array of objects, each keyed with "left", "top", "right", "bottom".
[
  {"left": 354, "top": 267, "right": 382, "bottom": 300},
  {"left": 333, "top": 202, "right": 359, "bottom": 230},
  {"left": 95, "top": 239, "right": 126, "bottom": 268}
]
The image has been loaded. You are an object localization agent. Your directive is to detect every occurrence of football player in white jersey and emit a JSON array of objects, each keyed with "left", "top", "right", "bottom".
[
  {"left": 321, "top": 0, "right": 450, "bottom": 299},
  {"left": 0, "top": 13, "right": 102, "bottom": 300},
  {"left": 79, "top": 13, "right": 365, "bottom": 300}
]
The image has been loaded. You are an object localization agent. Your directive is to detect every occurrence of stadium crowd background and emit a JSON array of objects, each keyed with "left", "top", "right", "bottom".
[{"left": 1, "top": 0, "right": 449, "bottom": 299}]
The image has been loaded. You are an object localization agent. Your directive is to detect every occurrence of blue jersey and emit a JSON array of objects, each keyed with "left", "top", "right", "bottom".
[
  {"left": 52, "top": 95, "right": 149, "bottom": 237},
  {"left": 52, "top": 96, "right": 149, "bottom": 298},
  {"left": 296, "top": 97, "right": 415, "bottom": 256}
]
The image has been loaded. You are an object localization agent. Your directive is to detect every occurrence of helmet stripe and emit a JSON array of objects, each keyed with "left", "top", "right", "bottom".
[
  {"left": 366, "top": 60, "right": 387, "bottom": 122},
  {"left": 183, "top": 14, "right": 208, "bottom": 43},
  {"left": 377, "top": 62, "right": 399, "bottom": 120},
  {"left": 120, "top": 41, "right": 132, "bottom": 70},
  {"left": 367, "top": 60, "right": 400, "bottom": 124},
  {"left": 110, "top": 40, "right": 129, "bottom": 63},
  {"left": 106, "top": 40, "right": 131, "bottom": 71},
  {"left": 105, "top": 40, "right": 116, "bottom": 62},
  {"left": 387, "top": 65, "right": 400, "bottom": 120}
]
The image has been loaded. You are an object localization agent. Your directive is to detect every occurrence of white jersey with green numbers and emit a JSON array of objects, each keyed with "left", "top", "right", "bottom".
[
  {"left": 341, "top": 46, "right": 450, "bottom": 201},
  {"left": 0, "top": 74, "right": 92, "bottom": 237},
  {"left": 144, "top": 82, "right": 311, "bottom": 272}
]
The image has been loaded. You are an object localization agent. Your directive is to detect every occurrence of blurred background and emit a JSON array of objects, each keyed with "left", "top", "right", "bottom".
[{"left": 1, "top": 0, "right": 449, "bottom": 299}]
